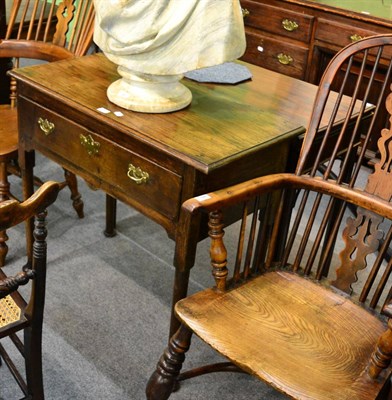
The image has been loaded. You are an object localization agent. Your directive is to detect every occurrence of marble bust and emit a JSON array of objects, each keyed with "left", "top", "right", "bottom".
[{"left": 93, "top": 0, "right": 246, "bottom": 113}]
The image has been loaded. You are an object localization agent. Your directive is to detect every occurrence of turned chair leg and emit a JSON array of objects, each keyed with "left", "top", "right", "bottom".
[
  {"left": 146, "top": 324, "right": 192, "bottom": 400},
  {"left": 104, "top": 194, "right": 117, "bottom": 237},
  {"left": 0, "top": 161, "right": 10, "bottom": 267},
  {"left": 24, "top": 325, "right": 44, "bottom": 399},
  {"left": 63, "top": 169, "right": 84, "bottom": 218},
  {"left": 0, "top": 230, "right": 9, "bottom": 268}
]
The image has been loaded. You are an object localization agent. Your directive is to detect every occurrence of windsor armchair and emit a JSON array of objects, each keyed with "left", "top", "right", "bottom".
[
  {"left": 0, "top": 181, "right": 59, "bottom": 399},
  {"left": 147, "top": 34, "right": 392, "bottom": 400},
  {"left": 0, "top": 0, "right": 95, "bottom": 267}
]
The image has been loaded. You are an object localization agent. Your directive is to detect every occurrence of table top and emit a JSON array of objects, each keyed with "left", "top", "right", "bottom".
[{"left": 12, "top": 53, "right": 316, "bottom": 174}]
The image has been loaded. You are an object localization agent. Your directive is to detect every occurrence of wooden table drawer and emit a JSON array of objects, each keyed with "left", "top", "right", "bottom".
[
  {"left": 242, "top": 32, "right": 308, "bottom": 80},
  {"left": 241, "top": 0, "right": 314, "bottom": 43},
  {"left": 27, "top": 101, "right": 182, "bottom": 220},
  {"left": 316, "top": 19, "right": 392, "bottom": 62},
  {"left": 316, "top": 19, "right": 384, "bottom": 48}
]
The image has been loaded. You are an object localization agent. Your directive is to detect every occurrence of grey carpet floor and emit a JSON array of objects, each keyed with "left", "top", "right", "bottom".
[{"left": 0, "top": 154, "right": 288, "bottom": 399}]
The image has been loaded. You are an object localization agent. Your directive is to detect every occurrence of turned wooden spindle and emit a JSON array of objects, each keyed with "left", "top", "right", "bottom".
[
  {"left": 208, "top": 210, "right": 228, "bottom": 292},
  {"left": 369, "top": 319, "right": 392, "bottom": 378},
  {"left": 0, "top": 268, "right": 35, "bottom": 299}
]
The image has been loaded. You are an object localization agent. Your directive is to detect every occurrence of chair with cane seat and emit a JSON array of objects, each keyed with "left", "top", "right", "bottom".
[
  {"left": 147, "top": 34, "right": 392, "bottom": 400},
  {"left": 0, "top": 181, "right": 59, "bottom": 399},
  {"left": 0, "top": 0, "right": 95, "bottom": 267}
]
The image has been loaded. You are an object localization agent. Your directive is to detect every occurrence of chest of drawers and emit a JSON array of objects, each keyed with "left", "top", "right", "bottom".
[
  {"left": 240, "top": 0, "right": 392, "bottom": 83},
  {"left": 240, "top": 0, "right": 392, "bottom": 154},
  {"left": 241, "top": 1, "right": 314, "bottom": 80}
]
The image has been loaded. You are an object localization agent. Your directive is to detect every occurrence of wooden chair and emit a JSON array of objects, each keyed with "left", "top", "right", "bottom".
[
  {"left": 0, "top": 0, "right": 95, "bottom": 266},
  {"left": 146, "top": 34, "right": 392, "bottom": 400},
  {"left": 0, "top": 181, "right": 59, "bottom": 399}
]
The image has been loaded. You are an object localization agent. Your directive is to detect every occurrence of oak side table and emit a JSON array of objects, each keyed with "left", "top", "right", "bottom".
[{"left": 12, "top": 53, "right": 329, "bottom": 336}]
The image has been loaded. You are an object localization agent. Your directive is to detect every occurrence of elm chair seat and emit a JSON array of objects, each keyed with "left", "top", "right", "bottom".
[
  {"left": 177, "top": 271, "right": 387, "bottom": 400},
  {"left": 0, "top": 108, "right": 17, "bottom": 158}
]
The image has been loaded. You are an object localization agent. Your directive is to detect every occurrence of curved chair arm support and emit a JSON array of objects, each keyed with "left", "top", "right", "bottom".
[
  {"left": 0, "top": 181, "right": 60, "bottom": 231},
  {"left": 0, "top": 39, "right": 74, "bottom": 62},
  {"left": 382, "top": 298, "right": 392, "bottom": 318},
  {"left": 183, "top": 173, "right": 392, "bottom": 221},
  {"left": 369, "top": 319, "right": 392, "bottom": 378},
  {"left": 0, "top": 268, "right": 35, "bottom": 299}
]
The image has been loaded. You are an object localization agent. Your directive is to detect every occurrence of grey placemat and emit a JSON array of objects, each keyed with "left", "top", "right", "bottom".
[{"left": 185, "top": 62, "right": 252, "bottom": 84}]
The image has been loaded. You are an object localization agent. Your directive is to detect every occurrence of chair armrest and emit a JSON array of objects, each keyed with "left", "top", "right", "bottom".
[
  {"left": 182, "top": 173, "right": 392, "bottom": 221},
  {"left": 0, "top": 181, "right": 60, "bottom": 231},
  {"left": 0, "top": 268, "right": 35, "bottom": 299},
  {"left": 0, "top": 39, "right": 74, "bottom": 62}
]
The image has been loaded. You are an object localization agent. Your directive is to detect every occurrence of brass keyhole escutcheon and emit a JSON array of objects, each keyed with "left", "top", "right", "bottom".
[
  {"left": 80, "top": 134, "right": 100, "bottom": 156},
  {"left": 127, "top": 164, "right": 149, "bottom": 185},
  {"left": 38, "top": 117, "right": 55, "bottom": 135}
]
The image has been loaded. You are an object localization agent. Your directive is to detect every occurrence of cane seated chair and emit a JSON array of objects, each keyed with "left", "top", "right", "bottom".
[
  {"left": 147, "top": 34, "right": 392, "bottom": 400},
  {"left": 0, "top": 181, "right": 59, "bottom": 399},
  {"left": 0, "top": 0, "right": 95, "bottom": 267}
]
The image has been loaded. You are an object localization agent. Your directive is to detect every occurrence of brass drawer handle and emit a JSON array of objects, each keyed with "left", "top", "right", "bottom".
[
  {"left": 277, "top": 53, "right": 294, "bottom": 65},
  {"left": 37, "top": 117, "right": 55, "bottom": 135},
  {"left": 127, "top": 163, "right": 149, "bottom": 185},
  {"left": 282, "top": 19, "right": 299, "bottom": 32},
  {"left": 241, "top": 8, "right": 250, "bottom": 18},
  {"left": 80, "top": 134, "right": 100, "bottom": 156},
  {"left": 350, "top": 34, "right": 363, "bottom": 42}
]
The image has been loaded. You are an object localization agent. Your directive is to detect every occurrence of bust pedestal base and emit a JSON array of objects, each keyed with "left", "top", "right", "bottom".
[{"left": 107, "top": 66, "right": 192, "bottom": 113}]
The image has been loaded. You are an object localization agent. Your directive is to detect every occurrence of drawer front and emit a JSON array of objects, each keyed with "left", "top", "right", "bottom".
[
  {"left": 242, "top": 32, "right": 308, "bottom": 79},
  {"left": 29, "top": 102, "right": 182, "bottom": 220},
  {"left": 316, "top": 19, "right": 385, "bottom": 48},
  {"left": 241, "top": 0, "right": 314, "bottom": 43},
  {"left": 316, "top": 19, "right": 392, "bottom": 61}
]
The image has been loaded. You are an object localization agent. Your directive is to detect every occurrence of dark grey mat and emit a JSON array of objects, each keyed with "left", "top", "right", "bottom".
[{"left": 185, "top": 62, "right": 252, "bottom": 84}]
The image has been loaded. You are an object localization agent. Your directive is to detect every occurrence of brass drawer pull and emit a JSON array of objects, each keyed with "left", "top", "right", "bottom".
[
  {"left": 241, "top": 8, "right": 249, "bottom": 18},
  {"left": 80, "top": 134, "right": 100, "bottom": 156},
  {"left": 350, "top": 34, "right": 363, "bottom": 42},
  {"left": 282, "top": 19, "right": 299, "bottom": 32},
  {"left": 127, "top": 163, "right": 149, "bottom": 185},
  {"left": 37, "top": 117, "right": 55, "bottom": 135},
  {"left": 277, "top": 53, "right": 294, "bottom": 65}
]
